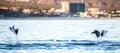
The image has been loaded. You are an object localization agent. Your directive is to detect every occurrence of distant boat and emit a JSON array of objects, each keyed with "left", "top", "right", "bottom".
[{"left": 9, "top": 26, "right": 19, "bottom": 35}]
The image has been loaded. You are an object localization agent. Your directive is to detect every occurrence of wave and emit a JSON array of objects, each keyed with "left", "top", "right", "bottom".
[{"left": 0, "top": 40, "right": 119, "bottom": 50}]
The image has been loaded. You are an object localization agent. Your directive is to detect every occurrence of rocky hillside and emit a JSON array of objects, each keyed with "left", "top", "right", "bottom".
[
  {"left": 34, "top": 0, "right": 120, "bottom": 10},
  {"left": 1, "top": 0, "right": 120, "bottom": 10}
]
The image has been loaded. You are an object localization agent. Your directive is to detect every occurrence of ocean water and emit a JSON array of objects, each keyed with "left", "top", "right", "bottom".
[{"left": 0, "top": 20, "right": 120, "bottom": 53}]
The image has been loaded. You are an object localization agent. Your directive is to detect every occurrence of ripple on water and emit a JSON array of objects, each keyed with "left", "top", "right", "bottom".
[{"left": 0, "top": 40, "right": 119, "bottom": 50}]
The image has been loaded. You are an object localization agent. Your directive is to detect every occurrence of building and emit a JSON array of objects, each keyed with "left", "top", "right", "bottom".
[
  {"left": 69, "top": 3, "right": 85, "bottom": 14},
  {"left": 61, "top": 1, "right": 69, "bottom": 13}
]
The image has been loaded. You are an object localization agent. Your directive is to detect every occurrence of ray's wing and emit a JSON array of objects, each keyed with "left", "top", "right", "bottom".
[
  {"left": 101, "top": 30, "right": 108, "bottom": 37},
  {"left": 15, "top": 29, "right": 19, "bottom": 35}
]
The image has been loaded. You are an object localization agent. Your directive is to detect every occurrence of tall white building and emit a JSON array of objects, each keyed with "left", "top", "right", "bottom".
[{"left": 61, "top": 1, "right": 69, "bottom": 13}]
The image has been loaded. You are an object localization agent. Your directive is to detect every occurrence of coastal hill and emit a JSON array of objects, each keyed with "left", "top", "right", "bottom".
[
  {"left": 29, "top": 0, "right": 120, "bottom": 10},
  {"left": 0, "top": 0, "right": 120, "bottom": 10}
]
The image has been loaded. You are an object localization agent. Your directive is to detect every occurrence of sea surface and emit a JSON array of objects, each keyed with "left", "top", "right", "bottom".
[{"left": 0, "top": 20, "right": 120, "bottom": 53}]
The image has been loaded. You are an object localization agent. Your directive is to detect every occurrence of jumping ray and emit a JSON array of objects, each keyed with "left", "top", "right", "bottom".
[
  {"left": 91, "top": 30, "right": 108, "bottom": 38},
  {"left": 91, "top": 30, "right": 108, "bottom": 43},
  {"left": 8, "top": 25, "right": 20, "bottom": 46},
  {"left": 9, "top": 25, "right": 19, "bottom": 35}
]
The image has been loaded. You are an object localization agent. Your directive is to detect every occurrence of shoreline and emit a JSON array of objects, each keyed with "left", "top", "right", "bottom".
[{"left": 0, "top": 17, "right": 120, "bottom": 20}]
